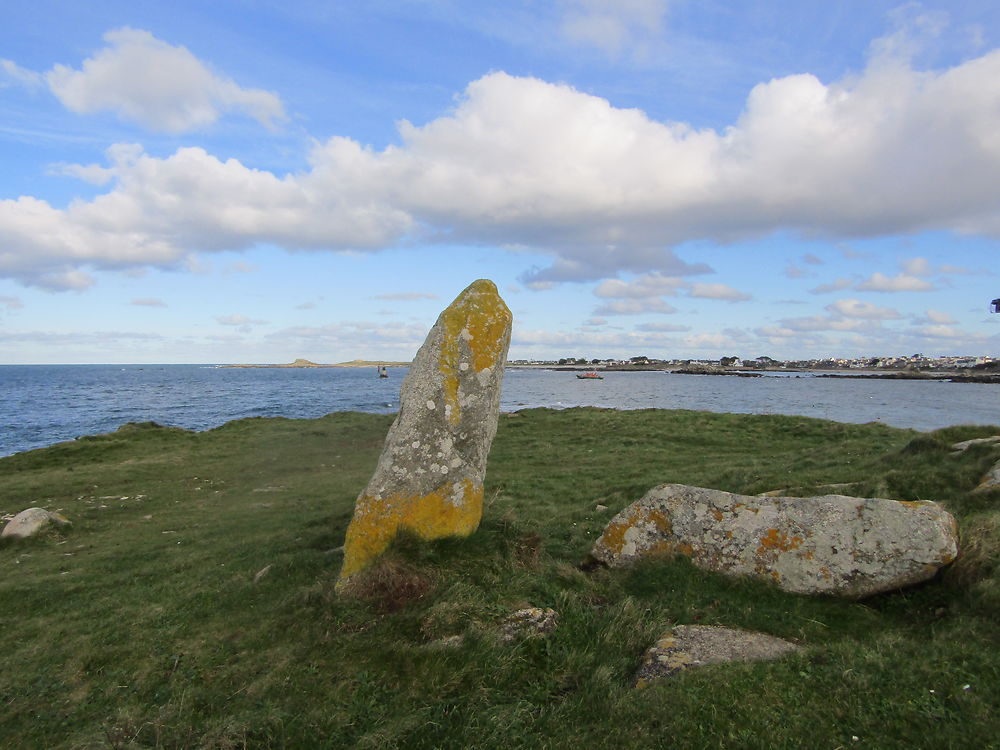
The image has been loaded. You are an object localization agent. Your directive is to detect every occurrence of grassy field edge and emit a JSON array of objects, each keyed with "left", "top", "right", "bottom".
[{"left": 2, "top": 408, "right": 998, "bottom": 749}]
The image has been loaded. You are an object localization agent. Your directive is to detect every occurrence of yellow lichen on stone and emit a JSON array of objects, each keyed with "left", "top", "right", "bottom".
[
  {"left": 338, "top": 479, "right": 483, "bottom": 584},
  {"left": 644, "top": 539, "right": 694, "bottom": 560},
  {"left": 595, "top": 518, "right": 630, "bottom": 555},
  {"left": 756, "top": 528, "right": 803, "bottom": 555},
  {"left": 437, "top": 280, "right": 512, "bottom": 425},
  {"left": 597, "top": 506, "right": 673, "bottom": 557},
  {"left": 647, "top": 509, "right": 673, "bottom": 535}
]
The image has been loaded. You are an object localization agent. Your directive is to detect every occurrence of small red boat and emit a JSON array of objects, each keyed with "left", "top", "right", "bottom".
[{"left": 576, "top": 371, "right": 604, "bottom": 379}]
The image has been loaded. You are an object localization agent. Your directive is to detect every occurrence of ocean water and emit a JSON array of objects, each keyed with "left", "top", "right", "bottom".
[{"left": 2, "top": 364, "right": 999, "bottom": 457}]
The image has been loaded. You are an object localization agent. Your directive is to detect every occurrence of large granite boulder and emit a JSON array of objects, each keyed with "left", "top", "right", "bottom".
[
  {"left": 338, "top": 280, "right": 512, "bottom": 586},
  {"left": 590, "top": 484, "right": 958, "bottom": 598},
  {"left": 2, "top": 508, "right": 70, "bottom": 539},
  {"left": 633, "top": 625, "right": 801, "bottom": 687}
]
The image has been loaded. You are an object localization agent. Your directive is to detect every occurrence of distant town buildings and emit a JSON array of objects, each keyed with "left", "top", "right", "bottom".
[{"left": 508, "top": 354, "right": 997, "bottom": 371}]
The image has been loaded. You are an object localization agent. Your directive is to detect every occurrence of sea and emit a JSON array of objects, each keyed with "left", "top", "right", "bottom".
[{"left": 2, "top": 364, "right": 999, "bottom": 458}]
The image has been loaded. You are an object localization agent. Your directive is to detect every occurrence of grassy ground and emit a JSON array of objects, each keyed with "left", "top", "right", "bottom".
[{"left": 1, "top": 408, "right": 999, "bottom": 749}]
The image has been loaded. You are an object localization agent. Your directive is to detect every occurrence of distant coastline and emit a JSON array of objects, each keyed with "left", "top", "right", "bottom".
[
  {"left": 220, "top": 359, "right": 1000, "bottom": 382},
  {"left": 507, "top": 361, "right": 1000, "bottom": 383},
  {"left": 220, "top": 358, "right": 412, "bottom": 369}
]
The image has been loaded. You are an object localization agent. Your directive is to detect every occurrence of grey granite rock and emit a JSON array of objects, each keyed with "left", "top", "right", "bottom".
[
  {"left": 974, "top": 458, "right": 1000, "bottom": 492},
  {"left": 634, "top": 625, "right": 801, "bottom": 687},
  {"left": 2, "top": 508, "right": 70, "bottom": 539},
  {"left": 500, "top": 607, "right": 559, "bottom": 643},
  {"left": 950, "top": 436, "right": 1000, "bottom": 452},
  {"left": 591, "top": 483, "right": 958, "bottom": 598}
]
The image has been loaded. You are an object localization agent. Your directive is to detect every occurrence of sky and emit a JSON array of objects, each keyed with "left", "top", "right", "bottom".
[{"left": 1, "top": 0, "right": 999, "bottom": 364}]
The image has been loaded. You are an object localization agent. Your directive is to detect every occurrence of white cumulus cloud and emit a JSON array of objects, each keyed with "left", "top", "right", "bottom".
[
  {"left": 778, "top": 315, "right": 876, "bottom": 333},
  {"left": 900, "top": 257, "right": 933, "bottom": 276},
  {"left": 43, "top": 28, "right": 285, "bottom": 134},
  {"left": 594, "top": 272, "right": 687, "bottom": 298},
  {"left": 687, "top": 283, "right": 751, "bottom": 301},
  {"left": 856, "top": 272, "right": 935, "bottom": 292},
  {"left": 6, "top": 32, "right": 1000, "bottom": 289},
  {"left": 825, "top": 299, "right": 902, "bottom": 319},
  {"left": 217, "top": 314, "right": 267, "bottom": 326},
  {"left": 922, "top": 309, "right": 957, "bottom": 324},
  {"left": 593, "top": 298, "right": 678, "bottom": 315},
  {"left": 915, "top": 324, "right": 982, "bottom": 340},
  {"left": 635, "top": 322, "right": 690, "bottom": 332}
]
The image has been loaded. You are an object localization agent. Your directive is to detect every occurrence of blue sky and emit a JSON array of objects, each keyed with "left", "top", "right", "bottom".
[{"left": 1, "top": 0, "right": 998, "bottom": 364}]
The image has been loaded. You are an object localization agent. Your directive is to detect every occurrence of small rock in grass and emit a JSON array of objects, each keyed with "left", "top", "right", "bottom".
[
  {"left": 500, "top": 607, "right": 558, "bottom": 643},
  {"left": 426, "top": 635, "right": 465, "bottom": 650},
  {"left": 974, "top": 458, "right": 1000, "bottom": 492},
  {"left": 2, "top": 508, "right": 71, "bottom": 539},
  {"left": 950, "top": 436, "right": 1000, "bottom": 453},
  {"left": 634, "top": 625, "right": 801, "bottom": 687}
]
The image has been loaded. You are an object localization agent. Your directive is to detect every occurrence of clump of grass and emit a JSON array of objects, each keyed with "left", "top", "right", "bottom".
[
  {"left": 338, "top": 547, "right": 436, "bottom": 614},
  {"left": 945, "top": 512, "right": 1000, "bottom": 588},
  {"left": 899, "top": 433, "right": 950, "bottom": 454}
]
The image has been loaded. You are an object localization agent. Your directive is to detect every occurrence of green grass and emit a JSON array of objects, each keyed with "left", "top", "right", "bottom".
[{"left": 1, "top": 408, "right": 999, "bottom": 749}]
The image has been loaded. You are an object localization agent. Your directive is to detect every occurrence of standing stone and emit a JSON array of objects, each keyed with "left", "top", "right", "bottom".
[
  {"left": 590, "top": 483, "right": 958, "bottom": 598},
  {"left": 337, "top": 280, "right": 512, "bottom": 586},
  {"left": 2, "top": 508, "right": 70, "bottom": 539}
]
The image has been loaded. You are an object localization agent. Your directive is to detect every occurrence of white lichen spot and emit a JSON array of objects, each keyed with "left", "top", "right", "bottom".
[
  {"left": 440, "top": 465, "right": 450, "bottom": 474},
  {"left": 476, "top": 366, "right": 492, "bottom": 386},
  {"left": 439, "top": 437, "right": 454, "bottom": 454},
  {"left": 444, "top": 404, "right": 453, "bottom": 420},
  {"left": 426, "top": 400, "right": 436, "bottom": 410},
  {"left": 459, "top": 328, "right": 473, "bottom": 341},
  {"left": 411, "top": 440, "right": 421, "bottom": 449},
  {"left": 459, "top": 362, "right": 469, "bottom": 371},
  {"left": 450, "top": 457, "right": 462, "bottom": 468}
]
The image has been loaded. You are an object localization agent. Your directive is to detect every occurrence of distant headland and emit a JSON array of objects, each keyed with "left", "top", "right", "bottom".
[{"left": 220, "top": 358, "right": 411, "bottom": 369}]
